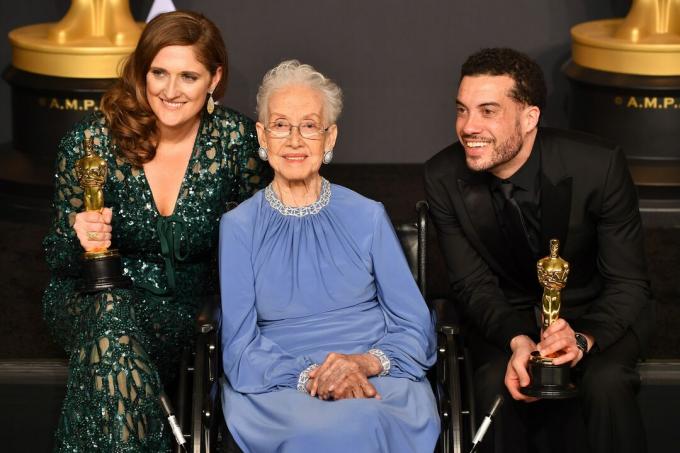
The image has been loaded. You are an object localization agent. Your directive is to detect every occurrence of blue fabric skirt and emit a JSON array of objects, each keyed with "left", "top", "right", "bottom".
[{"left": 222, "top": 376, "right": 440, "bottom": 453}]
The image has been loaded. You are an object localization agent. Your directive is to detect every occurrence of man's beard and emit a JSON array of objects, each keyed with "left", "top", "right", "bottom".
[{"left": 464, "top": 120, "right": 524, "bottom": 173}]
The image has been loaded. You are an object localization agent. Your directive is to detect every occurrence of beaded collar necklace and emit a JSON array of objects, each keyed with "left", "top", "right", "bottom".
[{"left": 264, "top": 178, "right": 331, "bottom": 217}]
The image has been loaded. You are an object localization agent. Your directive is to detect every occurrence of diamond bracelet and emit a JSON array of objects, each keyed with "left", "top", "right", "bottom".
[{"left": 368, "top": 348, "right": 391, "bottom": 377}]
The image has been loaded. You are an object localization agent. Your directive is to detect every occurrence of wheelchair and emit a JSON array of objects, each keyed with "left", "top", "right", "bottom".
[{"left": 175, "top": 201, "right": 476, "bottom": 453}]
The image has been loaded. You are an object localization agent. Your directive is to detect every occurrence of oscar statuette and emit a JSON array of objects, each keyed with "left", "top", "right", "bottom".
[
  {"left": 75, "top": 136, "right": 131, "bottom": 293},
  {"left": 520, "top": 239, "right": 577, "bottom": 399}
]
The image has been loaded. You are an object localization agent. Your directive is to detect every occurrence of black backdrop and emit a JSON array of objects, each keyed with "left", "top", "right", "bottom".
[{"left": 0, "top": 0, "right": 631, "bottom": 163}]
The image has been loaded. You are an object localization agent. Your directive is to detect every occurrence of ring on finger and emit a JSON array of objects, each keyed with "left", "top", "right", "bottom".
[{"left": 87, "top": 231, "right": 98, "bottom": 240}]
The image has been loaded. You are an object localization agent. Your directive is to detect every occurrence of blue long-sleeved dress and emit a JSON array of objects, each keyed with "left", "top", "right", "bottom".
[{"left": 218, "top": 180, "right": 440, "bottom": 453}]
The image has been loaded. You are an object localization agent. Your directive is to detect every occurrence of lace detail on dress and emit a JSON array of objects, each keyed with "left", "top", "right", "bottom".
[
  {"left": 264, "top": 178, "right": 331, "bottom": 217},
  {"left": 55, "top": 288, "right": 169, "bottom": 452}
]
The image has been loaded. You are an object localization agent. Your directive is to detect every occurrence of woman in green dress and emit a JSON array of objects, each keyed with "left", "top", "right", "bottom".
[{"left": 42, "top": 11, "right": 267, "bottom": 452}]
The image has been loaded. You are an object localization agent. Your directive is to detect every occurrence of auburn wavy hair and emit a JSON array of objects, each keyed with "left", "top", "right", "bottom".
[{"left": 100, "top": 11, "right": 228, "bottom": 167}]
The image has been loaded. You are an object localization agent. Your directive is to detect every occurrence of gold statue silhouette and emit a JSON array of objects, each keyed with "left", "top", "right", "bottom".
[
  {"left": 615, "top": 0, "right": 680, "bottom": 44},
  {"left": 75, "top": 136, "right": 108, "bottom": 212},
  {"left": 48, "top": 0, "right": 141, "bottom": 46},
  {"left": 536, "top": 239, "right": 570, "bottom": 335},
  {"left": 9, "top": 0, "right": 142, "bottom": 78},
  {"left": 571, "top": 0, "right": 680, "bottom": 75}
]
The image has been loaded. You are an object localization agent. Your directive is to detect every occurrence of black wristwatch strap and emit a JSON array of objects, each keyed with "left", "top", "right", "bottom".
[{"left": 575, "top": 332, "right": 588, "bottom": 354}]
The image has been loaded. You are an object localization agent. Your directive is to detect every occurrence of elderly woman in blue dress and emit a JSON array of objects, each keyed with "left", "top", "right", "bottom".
[{"left": 218, "top": 60, "right": 440, "bottom": 452}]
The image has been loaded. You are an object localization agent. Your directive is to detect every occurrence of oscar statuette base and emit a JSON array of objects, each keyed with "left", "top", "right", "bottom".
[
  {"left": 79, "top": 249, "right": 132, "bottom": 294},
  {"left": 520, "top": 351, "right": 577, "bottom": 399}
]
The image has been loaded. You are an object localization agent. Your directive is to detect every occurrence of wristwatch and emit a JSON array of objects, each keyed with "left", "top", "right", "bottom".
[{"left": 575, "top": 332, "right": 588, "bottom": 354}]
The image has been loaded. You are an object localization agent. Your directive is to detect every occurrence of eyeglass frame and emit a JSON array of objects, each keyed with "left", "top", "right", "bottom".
[{"left": 264, "top": 120, "right": 332, "bottom": 140}]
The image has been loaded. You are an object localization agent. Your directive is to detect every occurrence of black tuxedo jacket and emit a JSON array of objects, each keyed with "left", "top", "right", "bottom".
[{"left": 424, "top": 127, "right": 653, "bottom": 353}]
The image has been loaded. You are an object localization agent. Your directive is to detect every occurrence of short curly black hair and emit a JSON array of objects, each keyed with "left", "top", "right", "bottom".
[{"left": 461, "top": 48, "right": 546, "bottom": 110}]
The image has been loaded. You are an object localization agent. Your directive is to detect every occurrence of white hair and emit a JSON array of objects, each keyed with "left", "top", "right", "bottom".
[{"left": 256, "top": 59, "right": 343, "bottom": 125}]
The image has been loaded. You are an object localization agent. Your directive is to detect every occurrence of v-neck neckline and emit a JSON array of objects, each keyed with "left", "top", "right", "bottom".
[{"left": 140, "top": 112, "right": 205, "bottom": 219}]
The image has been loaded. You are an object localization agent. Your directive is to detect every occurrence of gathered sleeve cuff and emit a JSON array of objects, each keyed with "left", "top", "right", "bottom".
[
  {"left": 368, "top": 348, "right": 391, "bottom": 377},
  {"left": 296, "top": 363, "right": 321, "bottom": 393}
]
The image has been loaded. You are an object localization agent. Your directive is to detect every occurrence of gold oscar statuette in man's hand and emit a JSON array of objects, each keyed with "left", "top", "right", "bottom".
[
  {"left": 75, "top": 136, "right": 131, "bottom": 293},
  {"left": 520, "top": 239, "right": 577, "bottom": 399}
]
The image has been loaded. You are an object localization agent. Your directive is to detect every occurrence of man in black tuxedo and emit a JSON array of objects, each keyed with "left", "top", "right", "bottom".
[{"left": 425, "top": 48, "right": 652, "bottom": 453}]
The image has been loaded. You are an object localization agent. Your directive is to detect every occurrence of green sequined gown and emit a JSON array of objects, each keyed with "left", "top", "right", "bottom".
[{"left": 43, "top": 106, "right": 267, "bottom": 452}]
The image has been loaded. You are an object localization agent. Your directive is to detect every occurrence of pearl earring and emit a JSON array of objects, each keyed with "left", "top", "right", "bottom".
[{"left": 322, "top": 149, "right": 334, "bottom": 165}]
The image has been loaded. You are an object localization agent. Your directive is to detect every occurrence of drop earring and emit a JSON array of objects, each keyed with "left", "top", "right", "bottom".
[
  {"left": 206, "top": 91, "right": 215, "bottom": 114},
  {"left": 322, "top": 149, "right": 334, "bottom": 165},
  {"left": 258, "top": 147, "right": 269, "bottom": 161}
]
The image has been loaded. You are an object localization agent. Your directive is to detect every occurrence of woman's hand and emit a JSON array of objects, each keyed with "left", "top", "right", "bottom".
[
  {"left": 73, "top": 208, "right": 113, "bottom": 252},
  {"left": 308, "top": 352, "right": 382, "bottom": 400}
]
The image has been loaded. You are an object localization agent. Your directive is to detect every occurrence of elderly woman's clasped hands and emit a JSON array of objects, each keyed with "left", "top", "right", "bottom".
[{"left": 307, "top": 352, "right": 383, "bottom": 400}]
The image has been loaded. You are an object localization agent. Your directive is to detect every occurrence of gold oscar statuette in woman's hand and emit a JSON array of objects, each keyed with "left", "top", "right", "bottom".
[{"left": 75, "top": 136, "right": 131, "bottom": 293}]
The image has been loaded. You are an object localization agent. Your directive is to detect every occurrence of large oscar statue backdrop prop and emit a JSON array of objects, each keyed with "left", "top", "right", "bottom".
[
  {"left": 564, "top": 0, "right": 680, "bottom": 189},
  {"left": 3, "top": 0, "right": 142, "bottom": 188},
  {"left": 521, "top": 239, "right": 577, "bottom": 399}
]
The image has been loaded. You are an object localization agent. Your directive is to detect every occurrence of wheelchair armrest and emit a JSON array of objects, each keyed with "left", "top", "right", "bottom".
[{"left": 196, "top": 294, "right": 221, "bottom": 334}]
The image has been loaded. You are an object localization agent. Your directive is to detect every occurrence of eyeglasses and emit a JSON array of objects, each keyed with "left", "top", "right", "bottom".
[{"left": 266, "top": 120, "right": 330, "bottom": 140}]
